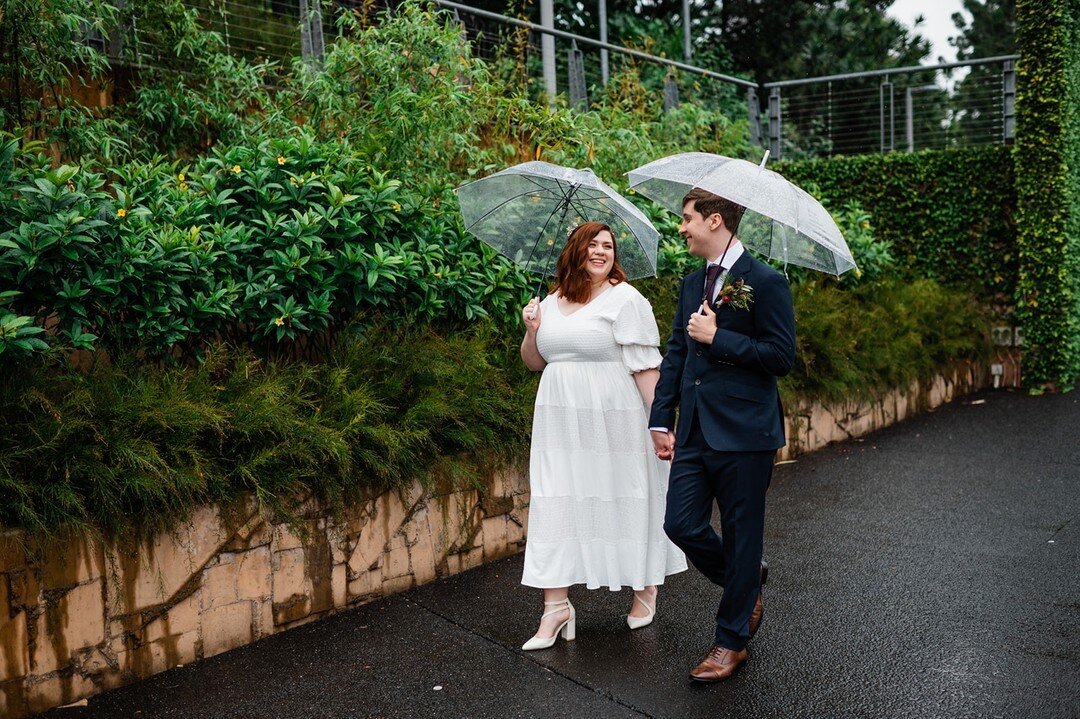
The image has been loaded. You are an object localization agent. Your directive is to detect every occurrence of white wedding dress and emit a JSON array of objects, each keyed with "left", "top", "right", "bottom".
[{"left": 521, "top": 282, "right": 687, "bottom": 590}]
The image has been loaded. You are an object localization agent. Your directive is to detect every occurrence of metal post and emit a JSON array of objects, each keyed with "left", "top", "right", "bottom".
[
  {"left": 906, "top": 86, "right": 914, "bottom": 152},
  {"left": 1003, "top": 59, "right": 1016, "bottom": 143},
  {"left": 664, "top": 72, "right": 680, "bottom": 110},
  {"left": 108, "top": 0, "right": 126, "bottom": 59},
  {"left": 568, "top": 41, "right": 588, "bottom": 110},
  {"left": 300, "top": 0, "right": 325, "bottom": 68},
  {"left": 599, "top": 0, "right": 609, "bottom": 85},
  {"left": 682, "top": 0, "right": 691, "bottom": 61},
  {"left": 768, "top": 87, "right": 782, "bottom": 160},
  {"left": 879, "top": 77, "right": 894, "bottom": 152},
  {"left": 541, "top": 0, "right": 557, "bottom": 101},
  {"left": 747, "top": 86, "right": 762, "bottom": 147}
]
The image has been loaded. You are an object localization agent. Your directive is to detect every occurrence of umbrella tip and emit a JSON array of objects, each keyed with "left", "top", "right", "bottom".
[{"left": 759, "top": 150, "right": 771, "bottom": 169}]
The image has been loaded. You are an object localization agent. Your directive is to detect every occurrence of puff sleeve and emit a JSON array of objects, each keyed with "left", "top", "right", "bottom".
[{"left": 612, "top": 288, "right": 663, "bottom": 373}]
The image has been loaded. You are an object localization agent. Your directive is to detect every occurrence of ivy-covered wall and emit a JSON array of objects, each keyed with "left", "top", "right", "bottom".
[
  {"left": 779, "top": 146, "right": 1016, "bottom": 302},
  {"left": 1014, "top": 0, "right": 1080, "bottom": 389}
]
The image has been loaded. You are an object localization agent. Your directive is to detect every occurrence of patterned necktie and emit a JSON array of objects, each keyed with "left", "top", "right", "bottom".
[{"left": 702, "top": 263, "right": 722, "bottom": 306}]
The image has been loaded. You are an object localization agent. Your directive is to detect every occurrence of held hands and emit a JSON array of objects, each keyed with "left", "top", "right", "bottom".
[
  {"left": 686, "top": 302, "right": 717, "bottom": 345},
  {"left": 522, "top": 298, "right": 542, "bottom": 333},
  {"left": 651, "top": 430, "right": 675, "bottom": 461}
]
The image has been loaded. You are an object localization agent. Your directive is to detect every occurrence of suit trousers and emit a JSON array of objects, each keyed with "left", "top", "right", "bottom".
[{"left": 663, "top": 416, "right": 775, "bottom": 650}]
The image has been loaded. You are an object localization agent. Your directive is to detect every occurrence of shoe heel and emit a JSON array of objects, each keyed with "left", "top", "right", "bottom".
[{"left": 561, "top": 617, "right": 576, "bottom": 642}]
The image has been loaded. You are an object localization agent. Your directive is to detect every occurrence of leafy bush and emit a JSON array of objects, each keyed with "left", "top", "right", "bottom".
[
  {"left": 0, "top": 131, "right": 533, "bottom": 361},
  {"left": 0, "top": 322, "right": 533, "bottom": 538}
]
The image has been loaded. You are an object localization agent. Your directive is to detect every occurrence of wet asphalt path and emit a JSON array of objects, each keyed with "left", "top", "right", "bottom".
[{"left": 41, "top": 389, "right": 1080, "bottom": 719}]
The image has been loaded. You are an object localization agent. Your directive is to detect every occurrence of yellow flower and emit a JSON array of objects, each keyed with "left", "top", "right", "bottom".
[
  {"left": 274, "top": 317, "right": 285, "bottom": 326},
  {"left": 277, "top": 156, "right": 286, "bottom": 165},
  {"left": 391, "top": 202, "right": 402, "bottom": 211},
  {"left": 289, "top": 177, "right": 297, "bottom": 185},
  {"left": 116, "top": 208, "right": 127, "bottom": 218},
  {"left": 178, "top": 173, "right": 185, "bottom": 181},
  {"left": 179, "top": 182, "right": 189, "bottom": 191},
  {"left": 231, "top": 165, "right": 241, "bottom": 174}
]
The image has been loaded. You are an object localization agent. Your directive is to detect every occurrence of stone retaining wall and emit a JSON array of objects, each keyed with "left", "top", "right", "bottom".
[
  {"left": 0, "top": 473, "right": 529, "bottom": 718},
  {"left": 0, "top": 355, "right": 1018, "bottom": 718}
]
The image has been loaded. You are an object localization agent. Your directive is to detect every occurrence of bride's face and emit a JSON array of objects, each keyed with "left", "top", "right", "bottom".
[{"left": 582, "top": 230, "right": 615, "bottom": 282}]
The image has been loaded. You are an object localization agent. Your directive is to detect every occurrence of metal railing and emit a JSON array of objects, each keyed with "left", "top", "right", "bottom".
[
  {"left": 762, "top": 56, "right": 1018, "bottom": 159},
  {"left": 105, "top": 0, "right": 1018, "bottom": 160}
]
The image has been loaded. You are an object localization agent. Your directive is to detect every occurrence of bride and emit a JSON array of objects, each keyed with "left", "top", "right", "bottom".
[{"left": 518, "top": 221, "right": 686, "bottom": 650}]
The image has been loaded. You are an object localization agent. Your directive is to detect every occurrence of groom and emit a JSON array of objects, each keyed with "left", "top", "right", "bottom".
[{"left": 650, "top": 188, "right": 795, "bottom": 682}]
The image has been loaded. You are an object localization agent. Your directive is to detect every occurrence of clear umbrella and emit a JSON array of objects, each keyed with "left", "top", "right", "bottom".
[
  {"left": 627, "top": 152, "right": 857, "bottom": 275},
  {"left": 455, "top": 161, "right": 660, "bottom": 296}
]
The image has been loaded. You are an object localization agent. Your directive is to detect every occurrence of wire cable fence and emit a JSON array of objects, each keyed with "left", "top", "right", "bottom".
[
  {"left": 763, "top": 56, "right": 1016, "bottom": 159},
  {"left": 102, "top": 0, "right": 1018, "bottom": 160}
]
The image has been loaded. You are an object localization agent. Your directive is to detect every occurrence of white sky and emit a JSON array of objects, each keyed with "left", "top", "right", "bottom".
[{"left": 887, "top": 0, "right": 971, "bottom": 65}]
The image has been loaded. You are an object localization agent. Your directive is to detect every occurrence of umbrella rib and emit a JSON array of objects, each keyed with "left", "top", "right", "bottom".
[
  {"left": 463, "top": 187, "right": 561, "bottom": 229},
  {"left": 521, "top": 197, "right": 573, "bottom": 288}
]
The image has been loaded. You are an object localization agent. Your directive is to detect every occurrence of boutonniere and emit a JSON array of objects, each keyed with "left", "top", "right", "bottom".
[{"left": 716, "top": 278, "right": 753, "bottom": 310}]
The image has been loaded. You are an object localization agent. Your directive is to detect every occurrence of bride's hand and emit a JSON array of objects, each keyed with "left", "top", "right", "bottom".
[{"left": 522, "top": 298, "right": 542, "bottom": 332}]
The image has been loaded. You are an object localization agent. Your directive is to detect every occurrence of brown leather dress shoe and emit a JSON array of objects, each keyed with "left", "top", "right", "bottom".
[{"left": 689, "top": 645, "right": 748, "bottom": 682}]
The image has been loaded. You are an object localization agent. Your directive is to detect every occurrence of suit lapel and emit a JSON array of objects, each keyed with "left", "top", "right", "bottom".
[{"left": 711, "top": 252, "right": 754, "bottom": 312}]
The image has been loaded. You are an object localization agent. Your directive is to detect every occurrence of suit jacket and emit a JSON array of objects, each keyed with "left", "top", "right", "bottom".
[{"left": 649, "top": 251, "right": 796, "bottom": 452}]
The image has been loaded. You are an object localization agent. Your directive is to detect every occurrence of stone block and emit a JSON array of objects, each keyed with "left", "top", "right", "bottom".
[
  {"left": 381, "top": 575, "right": 414, "bottom": 594},
  {"left": 327, "top": 523, "right": 349, "bottom": 565},
  {"left": 24, "top": 672, "right": 96, "bottom": 716},
  {"left": 201, "top": 561, "right": 239, "bottom": 610},
  {"left": 270, "top": 523, "right": 305, "bottom": 553},
  {"left": 201, "top": 601, "right": 253, "bottom": 659},
  {"left": 145, "top": 591, "right": 200, "bottom": 643},
  {"left": 0, "top": 576, "right": 29, "bottom": 681},
  {"left": 347, "top": 516, "right": 387, "bottom": 578},
  {"left": 332, "top": 564, "right": 348, "bottom": 609},
  {"left": 347, "top": 570, "right": 382, "bottom": 602},
  {"left": 0, "top": 678, "right": 29, "bottom": 718},
  {"left": 271, "top": 549, "right": 309, "bottom": 606},
  {"left": 409, "top": 537, "right": 437, "bottom": 585},
  {"left": 253, "top": 599, "right": 274, "bottom": 640},
  {"left": 106, "top": 504, "right": 225, "bottom": 613},
  {"left": 30, "top": 580, "right": 106, "bottom": 675},
  {"left": 37, "top": 536, "right": 105, "bottom": 590},
  {"left": 236, "top": 546, "right": 272, "bottom": 601},
  {"left": 482, "top": 516, "right": 509, "bottom": 561},
  {"left": 381, "top": 540, "right": 410, "bottom": 581}
]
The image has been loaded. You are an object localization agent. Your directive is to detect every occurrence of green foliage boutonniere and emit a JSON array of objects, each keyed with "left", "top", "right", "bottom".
[{"left": 716, "top": 278, "right": 753, "bottom": 311}]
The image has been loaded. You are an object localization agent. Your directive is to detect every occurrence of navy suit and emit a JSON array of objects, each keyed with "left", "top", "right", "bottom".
[{"left": 650, "top": 250, "right": 795, "bottom": 650}]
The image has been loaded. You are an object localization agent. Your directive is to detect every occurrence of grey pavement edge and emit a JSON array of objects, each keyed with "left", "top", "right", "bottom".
[{"left": 37, "top": 389, "right": 1080, "bottom": 719}]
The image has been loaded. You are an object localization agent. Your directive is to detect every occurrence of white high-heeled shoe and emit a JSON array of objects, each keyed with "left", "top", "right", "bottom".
[
  {"left": 521, "top": 599, "right": 576, "bottom": 651},
  {"left": 626, "top": 589, "right": 656, "bottom": 630}
]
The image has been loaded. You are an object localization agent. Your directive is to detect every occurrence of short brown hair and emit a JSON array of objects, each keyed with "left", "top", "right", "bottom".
[
  {"left": 683, "top": 188, "right": 745, "bottom": 234},
  {"left": 553, "top": 221, "right": 627, "bottom": 304}
]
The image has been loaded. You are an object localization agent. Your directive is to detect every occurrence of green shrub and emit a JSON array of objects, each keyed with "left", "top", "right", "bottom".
[
  {"left": 0, "top": 131, "right": 534, "bottom": 361},
  {"left": 0, "top": 322, "right": 534, "bottom": 538},
  {"left": 778, "top": 146, "right": 1016, "bottom": 303},
  {"left": 1013, "top": 0, "right": 1080, "bottom": 390}
]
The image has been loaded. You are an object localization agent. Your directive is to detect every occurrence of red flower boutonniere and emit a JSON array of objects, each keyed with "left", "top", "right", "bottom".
[{"left": 716, "top": 278, "right": 753, "bottom": 311}]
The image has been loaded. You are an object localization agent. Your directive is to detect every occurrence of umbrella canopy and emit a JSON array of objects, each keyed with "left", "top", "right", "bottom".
[
  {"left": 627, "top": 152, "right": 857, "bottom": 275},
  {"left": 455, "top": 161, "right": 660, "bottom": 283}
]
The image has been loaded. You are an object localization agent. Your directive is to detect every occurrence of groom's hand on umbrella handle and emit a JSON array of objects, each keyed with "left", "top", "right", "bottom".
[
  {"left": 651, "top": 429, "right": 675, "bottom": 460},
  {"left": 522, "top": 298, "right": 541, "bottom": 332}
]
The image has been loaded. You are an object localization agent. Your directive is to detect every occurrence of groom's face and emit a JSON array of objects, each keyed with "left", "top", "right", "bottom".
[{"left": 679, "top": 202, "right": 719, "bottom": 259}]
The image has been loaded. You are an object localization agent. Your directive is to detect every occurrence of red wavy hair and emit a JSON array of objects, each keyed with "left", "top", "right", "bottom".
[{"left": 553, "top": 221, "right": 628, "bottom": 304}]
